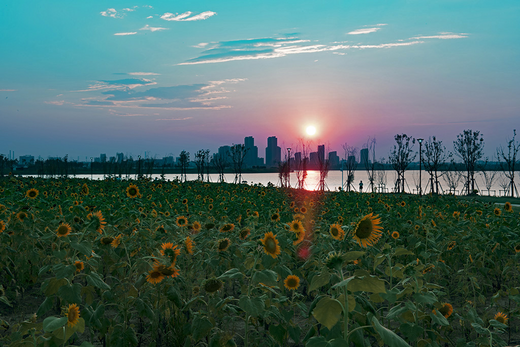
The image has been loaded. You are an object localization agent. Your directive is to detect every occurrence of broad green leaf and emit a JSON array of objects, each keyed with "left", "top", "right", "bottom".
[
  {"left": 394, "top": 248, "right": 414, "bottom": 256},
  {"left": 343, "top": 251, "right": 365, "bottom": 262},
  {"left": 218, "top": 268, "right": 244, "bottom": 280},
  {"left": 349, "top": 276, "right": 386, "bottom": 294},
  {"left": 380, "top": 288, "right": 399, "bottom": 304},
  {"left": 71, "top": 242, "right": 92, "bottom": 257},
  {"left": 269, "top": 324, "right": 287, "bottom": 345},
  {"left": 167, "top": 286, "right": 183, "bottom": 308},
  {"left": 192, "top": 316, "right": 213, "bottom": 341},
  {"left": 312, "top": 297, "right": 343, "bottom": 330},
  {"left": 306, "top": 336, "right": 349, "bottom": 347},
  {"left": 386, "top": 305, "right": 409, "bottom": 321},
  {"left": 331, "top": 276, "right": 356, "bottom": 290},
  {"left": 430, "top": 311, "right": 449, "bottom": 326},
  {"left": 42, "top": 316, "right": 68, "bottom": 332},
  {"left": 58, "top": 283, "right": 82, "bottom": 304},
  {"left": 400, "top": 323, "right": 424, "bottom": 341},
  {"left": 413, "top": 292, "right": 437, "bottom": 304},
  {"left": 239, "top": 295, "right": 265, "bottom": 317},
  {"left": 44, "top": 278, "right": 68, "bottom": 296},
  {"left": 488, "top": 319, "right": 507, "bottom": 329},
  {"left": 252, "top": 269, "right": 278, "bottom": 287},
  {"left": 288, "top": 325, "right": 301, "bottom": 344},
  {"left": 86, "top": 273, "right": 111, "bottom": 290},
  {"left": 371, "top": 315, "right": 411, "bottom": 347},
  {"left": 471, "top": 323, "right": 489, "bottom": 335},
  {"left": 309, "top": 270, "right": 330, "bottom": 292},
  {"left": 54, "top": 264, "right": 76, "bottom": 279}
]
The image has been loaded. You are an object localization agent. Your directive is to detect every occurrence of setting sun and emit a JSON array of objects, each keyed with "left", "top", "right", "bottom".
[{"left": 306, "top": 126, "right": 316, "bottom": 136}]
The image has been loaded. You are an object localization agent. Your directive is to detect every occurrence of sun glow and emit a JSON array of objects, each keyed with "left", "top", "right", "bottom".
[{"left": 306, "top": 126, "right": 316, "bottom": 136}]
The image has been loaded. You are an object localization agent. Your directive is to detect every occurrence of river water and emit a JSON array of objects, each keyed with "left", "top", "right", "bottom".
[{"left": 29, "top": 170, "right": 518, "bottom": 196}]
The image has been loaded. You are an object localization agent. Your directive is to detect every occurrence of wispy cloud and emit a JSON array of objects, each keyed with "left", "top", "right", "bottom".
[
  {"left": 0, "top": 89, "right": 16, "bottom": 92},
  {"left": 75, "top": 78, "right": 156, "bottom": 92},
  {"left": 140, "top": 24, "right": 168, "bottom": 32},
  {"left": 114, "top": 32, "right": 137, "bottom": 36},
  {"left": 101, "top": 8, "right": 124, "bottom": 18},
  {"left": 77, "top": 78, "right": 245, "bottom": 110},
  {"left": 348, "top": 27, "right": 381, "bottom": 35},
  {"left": 44, "top": 100, "right": 66, "bottom": 105},
  {"left": 161, "top": 11, "right": 216, "bottom": 21},
  {"left": 411, "top": 32, "right": 468, "bottom": 39},
  {"left": 156, "top": 117, "right": 193, "bottom": 121}
]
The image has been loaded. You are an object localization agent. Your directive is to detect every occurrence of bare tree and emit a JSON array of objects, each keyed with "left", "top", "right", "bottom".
[
  {"left": 317, "top": 146, "right": 330, "bottom": 192},
  {"left": 496, "top": 129, "right": 519, "bottom": 198},
  {"left": 422, "top": 136, "right": 450, "bottom": 194},
  {"left": 479, "top": 160, "right": 498, "bottom": 196},
  {"left": 212, "top": 153, "right": 228, "bottom": 183},
  {"left": 230, "top": 144, "right": 247, "bottom": 184},
  {"left": 178, "top": 150, "right": 190, "bottom": 182},
  {"left": 342, "top": 144, "right": 357, "bottom": 191},
  {"left": 194, "top": 149, "right": 210, "bottom": 181},
  {"left": 443, "top": 160, "right": 462, "bottom": 194},
  {"left": 388, "top": 134, "right": 416, "bottom": 193},
  {"left": 376, "top": 158, "right": 388, "bottom": 193},
  {"left": 278, "top": 147, "right": 290, "bottom": 188},
  {"left": 295, "top": 139, "right": 310, "bottom": 190},
  {"left": 453, "top": 129, "right": 484, "bottom": 195},
  {"left": 363, "top": 138, "right": 377, "bottom": 193}
]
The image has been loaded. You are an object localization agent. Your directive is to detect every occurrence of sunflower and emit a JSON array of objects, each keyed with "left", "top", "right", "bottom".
[
  {"left": 494, "top": 208, "right": 501, "bottom": 216},
  {"left": 453, "top": 211, "right": 460, "bottom": 218},
  {"left": 126, "top": 184, "right": 140, "bottom": 198},
  {"left": 154, "top": 262, "right": 180, "bottom": 278},
  {"left": 391, "top": 231, "right": 400, "bottom": 240},
  {"left": 100, "top": 237, "right": 114, "bottom": 245},
  {"left": 300, "top": 207, "right": 307, "bottom": 214},
  {"left": 26, "top": 188, "right": 39, "bottom": 199},
  {"left": 352, "top": 213, "right": 383, "bottom": 248},
  {"left": 192, "top": 221, "right": 201, "bottom": 233},
  {"left": 514, "top": 245, "right": 520, "bottom": 253},
  {"left": 89, "top": 211, "right": 106, "bottom": 234},
  {"left": 271, "top": 213, "right": 280, "bottom": 222},
  {"left": 400, "top": 201, "right": 406, "bottom": 207},
  {"left": 284, "top": 275, "right": 300, "bottom": 290},
  {"left": 146, "top": 268, "right": 165, "bottom": 284},
  {"left": 176, "top": 216, "right": 188, "bottom": 227},
  {"left": 252, "top": 211, "right": 259, "bottom": 218},
  {"left": 65, "top": 304, "right": 80, "bottom": 328},
  {"left": 81, "top": 184, "right": 89, "bottom": 195},
  {"left": 204, "top": 278, "right": 223, "bottom": 293},
  {"left": 293, "top": 228, "right": 305, "bottom": 246},
  {"left": 325, "top": 251, "right": 344, "bottom": 270},
  {"left": 494, "top": 312, "right": 508, "bottom": 325},
  {"left": 160, "top": 243, "right": 180, "bottom": 264},
  {"left": 504, "top": 202, "right": 513, "bottom": 212},
  {"left": 56, "top": 223, "right": 72, "bottom": 237},
  {"left": 447, "top": 241, "right": 456, "bottom": 251},
  {"left": 239, "top": 228, "right": 251, "bottom": 240},
  {"left": 16, "top": 211, "right": 28, "bottom": 222},
  {"left": 74, "top": 261, "right": 84, "bottom": 273},
  {"left": 434, "top": 303, "right": 453, "bottom": 318},
  {"left": 0, "top": 220, "right": 5, "bottom": 233},
  {"left": 185, "top": 236, "right": 194, "bottom": 255},
  {"left": 111, "top": 234, "right": 122, "bottom": 248},
  {"left": 217, "top": 238, "right": 231, "bottom": 252},
  {"left": 289, "top": 220, "right": 304, "bottom": 233},
  {"left": 329, "top": 223, "right": 345, "bottom": 241},
  {"left": 220, "top": 223, "right": 235, "bottom": 232},
  {"left": 261, "top": 232, "right": 281, "bottom": 258}
]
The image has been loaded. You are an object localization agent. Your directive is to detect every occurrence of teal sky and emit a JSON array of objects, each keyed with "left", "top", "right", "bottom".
[{"left": 1, "top": 0, "right": 519, "bottom": 160}]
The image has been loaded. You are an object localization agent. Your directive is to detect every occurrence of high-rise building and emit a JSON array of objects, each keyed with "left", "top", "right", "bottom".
[
  {"left": 318, "top": 145, "right": 325, "bottom": 164},
  {"left": 218, "top": 145, "right": 231, "bottom": 164},
  {"left": 328, "top": 151, "right": 340, "bottom": 168},
  {"left": 19, "top": 155, "right": 34, "bottom": 166},
  {"left": 265, "top": 136, "right": 281, "bottom": 167},
  {"left": 360, "top": 148, "right": 368, "bottom": 166},
  {"left": 244, "top": 136, "right": 259, "bottom": 168},
  {"left": 309, "top": 152, "right": 318, "bottom": 168},
  {"left": 116, "top": 153, "right": 124, "bottom": 163},
  {"left": 100, "top": 154, "right": 107, "bottom": 163},
  {"left": 347, "top": 155, "right": 356, "bottom": 166},
  {"left": 294, "top": 152, "right": 302, "bottom": 167}
]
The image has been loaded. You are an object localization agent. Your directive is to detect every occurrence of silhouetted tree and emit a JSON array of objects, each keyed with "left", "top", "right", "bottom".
[
  {"left": 317, "top": 146, "right": 330, "bottom": 192},
  {"left": 295, "top": 139, "right": 309, "bottom": 190},
  {"left": 178, "top": 151, "right": 190, "bottom": 182},
  {"left": 230, "top": 144, "right": 247, "bottom": 184},
  {"left": 479, "top": 159, "right": 498, "bottom": 196},
  {"left": 363, "top": 138, "right": 377, "bottom": 193},
  {"left": 212, "top": 153, "right": 228, "bottom": 183},
  {"left": 443, "top": 160, "right": 463, "bottom": 194},
  {"left": 194, "top": 149, "right": 210, "bottom": 181},
  {"left": 496, "top": 129, "right": 519, "bottom": 198},
  {"left": 453, "top": 129, "right": 484, "bottom": 195},
  {"left": 342, "top": 144, "right": 357, "bottom": 191},
  {"left": 423, "top": 136, "right": 450, "bottom": 194},
  {"left": 388, "top": 134, "right": 416, "bottom": 193}
]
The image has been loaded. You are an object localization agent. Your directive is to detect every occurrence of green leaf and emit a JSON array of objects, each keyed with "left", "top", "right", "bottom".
[
  {"left": 86, "top": 273, "right": 111, "bottom": 290},
  {"left": 53, "top": 264, "right": 76, "bottom": 279},
  {"left": 386, "top": 305, "right": 409, "bottom": 321},
  {"left": 36, "top": 296, "right": 53, "bottom": 318},
  {"left": 58, "top": 283, "right": 82, "bottom": 304},
  {"left": 167, "top": 286, "right": 183, "bottom": 308},
  {"left": 44, "top": 277, "right": 68, "bottom": 296},
  {"left": 79, "top": 342, "right": 95, "bottom": 347},
  {"left": 400, "top": 323, "right": 424, "bottom": 342},
  {"left": 343, "top": 251, "right": 365, "bottom": 262},
  {"left": 371, "top": 315, "right": 411, "bottom": 347},
  {"left": 42, "top": 316, "right": 68, "bottom": 332},
  {"left": 380, "top": 288, "right": 399, "bottom": 304},
  {"left": 71, "top": 242, "right": 93, "bottom": 257},
  {"left": 349, "top": 276, "right": 386, "bottom": 294},
  {"left": 192, "top": 315, "right": 213, "bottom": 341},
  {"left": 239, "top": 295, "right": 265, "bottom": 317},
  {"left": 394, "top": 248, "right": 414, "bottom": 256},
  {"left": 0, "top": 295, "right": 12, "bottom": 307},
  {"left": 471, "top": 323, "right": 489, "bottom": 335},
  {"left": 488, "top": 319, "right": 507, "bottom": 329},
  {"left": 288, "top": 325, "right": 301, "bottom": 344},
  {"left": 252, "top": 269, "right": 278, "bottom": 287},
  {"left": 305, "top": 336, "right": 349, "bottom": 347},
  {"left": 309, "top": 270, "right": 330, "bottom": 292},
  {"left": 413, "top": 292, "right": 437, "bottom": 304},
  {"left": 269, "top": 324, "right": 287, "bottom": 345},
  {"left": 331, "top": 276, "right": 356, "bottom": 290},
  {"left": 218, "top": 268, "right": 244, "bottom": 280},
  {"left": 430, "top": 311, "right": 449, "bottom": 326},
  {"left": 312, "top": 297, "right": 343, "bottom": 330}
]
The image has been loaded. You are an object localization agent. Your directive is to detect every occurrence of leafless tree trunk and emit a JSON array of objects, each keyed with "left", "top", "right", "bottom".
[
  {"left": 453, "top": 129, "right": 484, "bottom": 195},
  {"left": 230, "top": 144, "right": 247, "bottom": 184},
  {"left": 423, "top": 136, "right": 450, "bottom": 194},
  {"left": 496, "top": 129, "right": 519, "bottom": 198},
  {"left": 342, "top": 144, "right": 357, "bottom": 191},
  {"left": 388, "top": 134, "right": 416, "bottom": 193},
  {"left": 363, "top": 138, "right": 377, "bottom": 193}
]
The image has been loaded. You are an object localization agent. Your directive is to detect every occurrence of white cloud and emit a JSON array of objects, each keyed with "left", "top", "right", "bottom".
[
  {"left": 128, "top": 72, "right": 160, "bottom": 76},
  {"left": 122, "top": 7, "right": 137, "bottom": 12},
  {"left": 146, "top": 16, "right": 153, "bottom": 19},
  {"left": 348, "top": 27, "right": 381, "bottom": 35},
  {"left": 44, "top": 100, "right": 65, "bottom": 105},
  {"left": 193, "top": 42, "right": 209, "bottom": 48},
  {"left": 411, "top": 32, "right": 468, "bottom": 39},
  {"left": 143, "top": 5, "right": 153, "bottom": 9},
  {"left": 140, "top": 24, "right": 168, "bottom": 32},
  {"left": 161, "top": 11, "right": 216, "bottom": 21},
  {"left": 100, "top": 8, "right": 124, "bottom": 18},
  {"left": 114, "top": 32, "right": 137, "bottom": 36}
]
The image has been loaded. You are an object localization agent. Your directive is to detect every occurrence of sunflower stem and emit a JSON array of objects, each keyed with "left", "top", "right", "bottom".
[{"left": 339, "top": 269, "right": 350, "bottom": 344}]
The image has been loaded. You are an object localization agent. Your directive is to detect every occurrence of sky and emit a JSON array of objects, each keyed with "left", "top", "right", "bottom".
[{"left": 1, "top": 0, "right": 519, "bottom": 161}]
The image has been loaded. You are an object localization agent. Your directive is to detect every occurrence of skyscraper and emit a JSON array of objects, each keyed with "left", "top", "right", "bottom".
[
  {"left": 244, "top": 136, "right": 259, "bottom": 168},
  {"left": 265, "top": 136, "right": 281, "bottom": 168},
  {"left": 360, "top": 148, "right": 368, "bottom": 166}
]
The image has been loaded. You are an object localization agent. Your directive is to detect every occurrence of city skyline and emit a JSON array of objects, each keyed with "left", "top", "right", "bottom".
[{"left": 1, "top": 1, "right": 519, "bottom": 159}]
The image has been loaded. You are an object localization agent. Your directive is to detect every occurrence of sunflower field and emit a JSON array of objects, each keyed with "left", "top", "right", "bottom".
[{"left": 0, "top": 177, "right": 519, "bottom": 347}]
